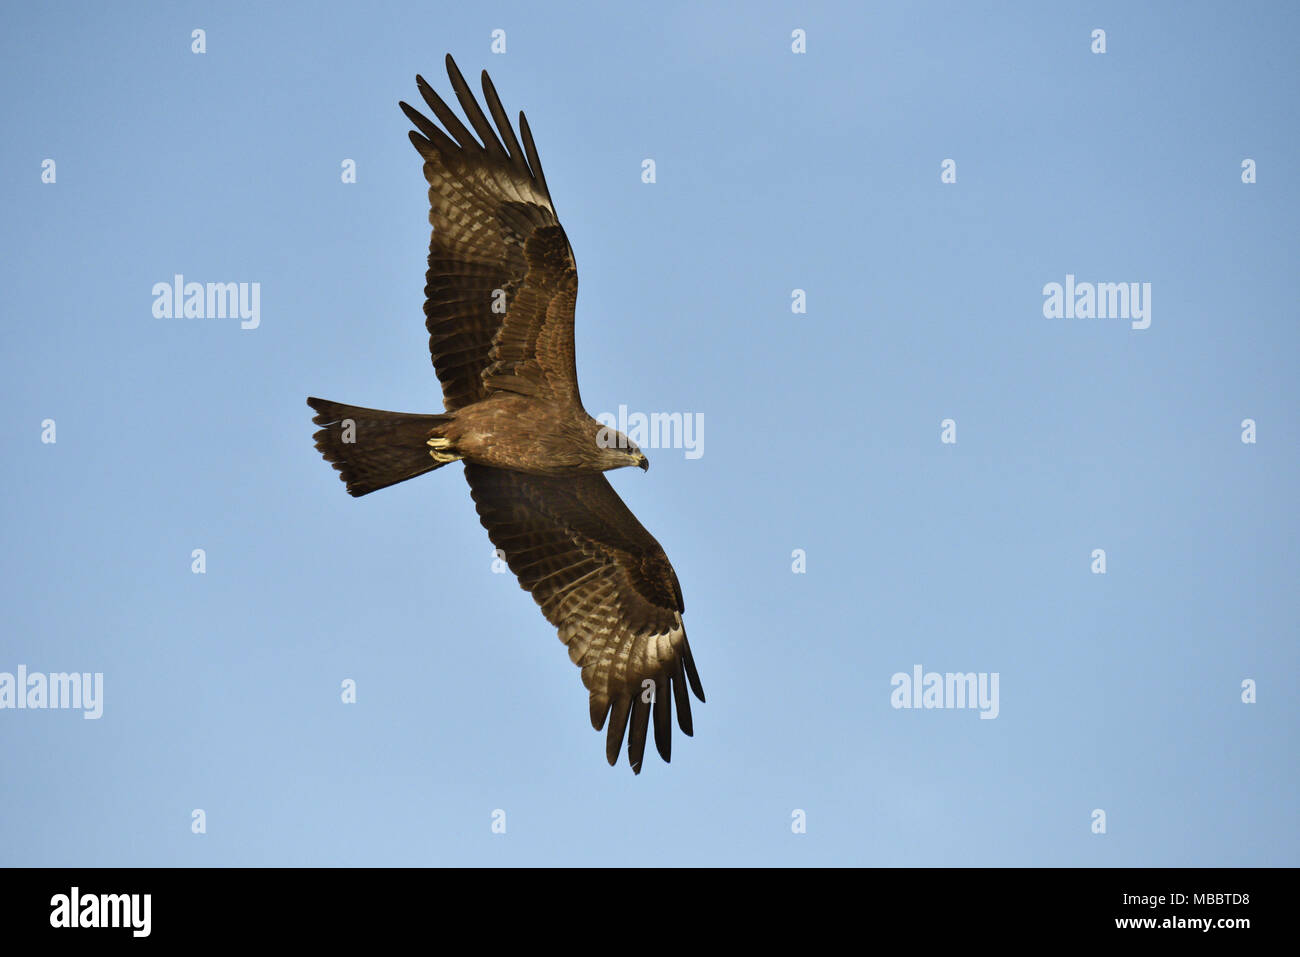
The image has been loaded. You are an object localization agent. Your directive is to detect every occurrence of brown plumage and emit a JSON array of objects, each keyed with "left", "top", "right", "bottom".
[{"left": 306, "top": 55, "right": 703, "bottom": 773}]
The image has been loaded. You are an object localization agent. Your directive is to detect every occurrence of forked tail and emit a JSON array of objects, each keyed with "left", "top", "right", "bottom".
[{"left": 307, "top": 397, "right": 456, "bottom": 497}]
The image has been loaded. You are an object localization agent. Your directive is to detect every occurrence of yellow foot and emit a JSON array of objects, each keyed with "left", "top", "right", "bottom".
[{"left": 426, "top": 436, "right": 460, "bottom": 464}]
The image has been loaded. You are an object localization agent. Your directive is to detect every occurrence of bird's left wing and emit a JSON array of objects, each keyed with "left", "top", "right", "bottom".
[{"left": 464, "top": 464, "right": 705, "bottom": 772}]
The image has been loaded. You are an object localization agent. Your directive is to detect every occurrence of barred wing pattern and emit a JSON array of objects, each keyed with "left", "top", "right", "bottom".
[
  {"left": 401, "top": 58, "right": 704, "bottom": 772},
  {"left": 465, "top": 465, "right": 705, "bottom": 772},
  {"left": 401, "top": 55, "right": 582, "bottom": 409}
]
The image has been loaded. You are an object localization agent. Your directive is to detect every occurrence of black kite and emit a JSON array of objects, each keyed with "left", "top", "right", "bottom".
[{"left": 307, "top": 56, "right": 704, "bottom": 773}]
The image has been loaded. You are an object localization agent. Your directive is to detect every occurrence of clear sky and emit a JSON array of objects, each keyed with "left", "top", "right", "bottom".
[{"left": 1, "top": 1, "right": 1296, "bottom": 866}]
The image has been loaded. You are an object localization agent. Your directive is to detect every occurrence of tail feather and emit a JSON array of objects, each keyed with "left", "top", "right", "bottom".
[{"left": 307, "top": 397, "right": 455, "bottom": 497}]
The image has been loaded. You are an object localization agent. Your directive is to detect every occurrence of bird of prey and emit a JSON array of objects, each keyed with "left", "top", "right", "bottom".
[{"left": 307, "top": 55, "right": 704, "bottom": 773}]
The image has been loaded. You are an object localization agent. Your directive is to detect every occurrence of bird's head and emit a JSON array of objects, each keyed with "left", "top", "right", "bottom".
[{"left": 594, "top": 425, "right": 649, "bottom": 472}]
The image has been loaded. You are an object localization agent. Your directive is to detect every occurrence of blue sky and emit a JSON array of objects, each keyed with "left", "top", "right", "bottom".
[{"left": 1, "top": 1, "right": 1296, "bottom": 866}]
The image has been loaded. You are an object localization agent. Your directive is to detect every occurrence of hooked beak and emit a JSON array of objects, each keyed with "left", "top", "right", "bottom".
[{"left": 638, "top": 455, "right": 649, "bottom": 472}]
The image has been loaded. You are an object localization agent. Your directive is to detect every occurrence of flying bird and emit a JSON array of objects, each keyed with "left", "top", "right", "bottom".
[{"left": 307, "top": 55, "right": 704, "bottom": 773}]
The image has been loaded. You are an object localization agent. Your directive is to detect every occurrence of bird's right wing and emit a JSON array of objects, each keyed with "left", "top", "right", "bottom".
[{"left": 402, "top": 55, "right": 583, "bottom": 410}]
